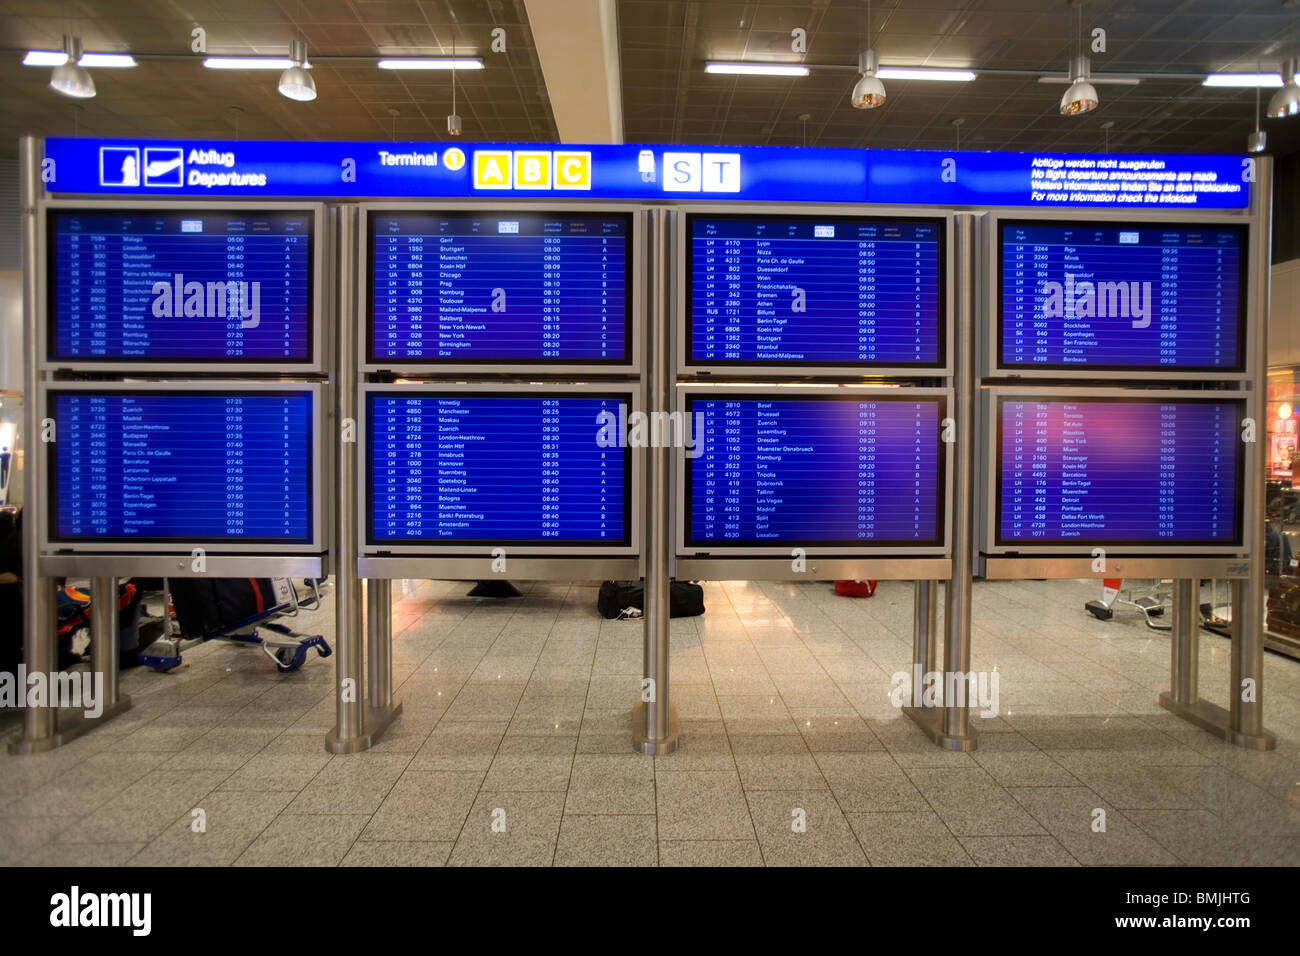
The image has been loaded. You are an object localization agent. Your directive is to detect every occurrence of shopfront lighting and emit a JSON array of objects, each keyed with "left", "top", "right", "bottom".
[
  {"left": 49, "top": 36, "right": 95, "bottom": 99},
  {"left": 1267, "top": 58, "right": 1300, "bottom": 118},
  {"left": 278, "top": 39, "right": 316, "bottom": 102},
  {"left": 1281, "top": 403, "right": 1294, "bottom": 420}
]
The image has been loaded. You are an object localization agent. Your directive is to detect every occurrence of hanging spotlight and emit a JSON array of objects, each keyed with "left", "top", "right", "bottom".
[
  {"left": 851, "top": 50, "right": 887, "bottom": 109},
  {"left": 850, "top": 1, "right": 884, "bottom": 109},
  {"left": 447, "top": 44, "right": 463, "bottom": 135},
  {"left": 1059, "top": 2, "right": 1097, "bottom": 116},
  {"left": 49, "top": 35, "right": 95, "bottom": 99},
  {"left": 1061, "top": 55, "right": 1098, "bottom": 115},
  {"left": 1267, "top": 57, "right": 1300, "bottom": 118},
  {"left": 278, "top": 39, "right": 316, "bottom": 102},
  {"left": 1249, "top": 60, "right": 1267, "bottom": 153}
]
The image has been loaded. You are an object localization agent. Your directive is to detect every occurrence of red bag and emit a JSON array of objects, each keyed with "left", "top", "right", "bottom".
[{"left": 834, "top": 580, "right": 877, "bottom": 598}]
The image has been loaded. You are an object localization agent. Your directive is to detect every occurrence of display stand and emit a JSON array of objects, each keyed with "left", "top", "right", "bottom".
[
  {"left": 903, "top": 214, "right": 977, "bottom": 751},
  {"left": 328, "top": 206, "right": 401, "bottom": 753}
]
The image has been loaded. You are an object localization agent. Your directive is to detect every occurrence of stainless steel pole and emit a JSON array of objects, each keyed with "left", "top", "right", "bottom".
[
  {"left": 327, "top": 205, "right": 364, "bottom": 750},
  {"left": 635, "top": 208, "right": 677, "bottom": 754},
  {"left": 912, "top": 579, "right": 937, "bottom": 677},
  {"left": 89, "top": 576, "right": 120, "bottom": 709},
  {"left": 15, "top": 135, "right": 55, "bottom": 750},
  {"left": 942, "top": 213, "right": 976, "bottom": 746},
  {"left": 1232, "top": 154, "right": 1272, "bottom": 739},
  {"left": 1170, "top": 578, "right": 1198, "bottom": 706},
  {"left": 367, "top": 577, "right": 392, "bottom": 710}
]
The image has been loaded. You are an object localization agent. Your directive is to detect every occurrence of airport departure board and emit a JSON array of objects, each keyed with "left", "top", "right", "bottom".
[
  {"left": 686, "top": 214, "right": 944, "bottom": 368},
  {"left": 49, "top": 390, "right": 314, "bottom": 545},
  {"left": 367, "top": 392, "right": 631, "bottom": 546},
  {"left": 368, "top": 211, "right": 632, "bottom": 365},
  {"left": 48, "top": 209, "right": 313, "bottom": 363},
  {"left": 996, "top": 397, "right": 1242, "bottom": 547},
  {"left": 999, "top": 220, "right": 1246, "bottom": 372},
  {"left": 684, "top": 394, "right": 944, "bottom": 548}
]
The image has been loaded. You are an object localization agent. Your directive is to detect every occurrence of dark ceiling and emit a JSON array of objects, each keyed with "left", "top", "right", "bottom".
[{"left": 1, "top": 0, "right": 1299, "bottom": 156}]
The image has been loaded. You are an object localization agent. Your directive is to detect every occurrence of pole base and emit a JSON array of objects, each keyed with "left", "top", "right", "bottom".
[
  {"left": 902, "top": 705, "right": 978, "bottom": 752},
  {"left": 632, "top": 700, "right": 679, "bottom": 755},
  {"left": 7, "top": 696, "right": 133, "bottom": 755},
  {"left": 325, "top": 700, "right": 403, "bottom": 754},
  {"left": 1157, "top": 692, "right": 1276, "bottom": 751}
]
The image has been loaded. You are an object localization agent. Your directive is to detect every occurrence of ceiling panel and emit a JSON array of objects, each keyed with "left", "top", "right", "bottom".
[
  {"left": 620, "top": 0, "right": 1300, "bottom": 155},
  {"left": 0, "top": 0, "right": 556, "bottom": 152}
]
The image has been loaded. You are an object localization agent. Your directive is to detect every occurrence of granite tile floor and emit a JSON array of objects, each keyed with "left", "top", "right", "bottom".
[{"left": 3, "top": 577, "right": 1299, "bottom": 867}]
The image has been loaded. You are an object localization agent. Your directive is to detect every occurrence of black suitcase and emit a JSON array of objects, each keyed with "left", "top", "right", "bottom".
[
  {"left": 168, "top": 578, "right": 282, "bottom": 637},
  {"left": 597, "top": 580, "right": 705, "bottom": 619}
]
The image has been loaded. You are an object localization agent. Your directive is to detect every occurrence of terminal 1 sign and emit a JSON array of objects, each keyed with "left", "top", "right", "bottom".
[{"left": 40, "top": 137, "right": 1252, "bottom": 209}]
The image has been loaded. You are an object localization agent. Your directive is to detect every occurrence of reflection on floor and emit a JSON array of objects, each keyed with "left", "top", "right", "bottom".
[{"left": 2, "top": 577, "right": 1299, "bottom": 866}]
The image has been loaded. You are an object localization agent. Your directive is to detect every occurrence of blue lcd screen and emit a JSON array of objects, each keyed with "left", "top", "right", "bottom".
[
  {"left": 367, "top": 392, "right": 631, "bottom": 546},
  {"left": 686, "top": 214, "right": 945, "bottom": 368},
  {"left": 367, "top": 211, "right": 632, "bottom": 365},
  {"left": 48, "top": 209, "right": 313, "bottom": 363},
  {"left": 684, "top": 395, "right": 945, "bottom": 547},
  {"left": 49, "top": 390, "right": 314, "bottom": 544},
  {"left": 998, "top": 220, "right": 1247, "bottom": 372},
  {"left": 997, "top": 397, "right": 1243, "bottom": 546}
]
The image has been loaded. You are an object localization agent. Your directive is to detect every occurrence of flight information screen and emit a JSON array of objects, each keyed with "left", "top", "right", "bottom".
[
  {"left": 999, "top": 220, "right": 1246, "bottom": 371},
  {"left": 48, "top": 209, "right": 313, "bottom": 363},
  {"left": 997, "top": 397, "right": 1243, "bottom": 547},
  {"left": 49, "top": 390, "right": 314, "bottom": 545},
  {"left": 367, "top": 392, "right": 631, "bottom": 546},
  {"left": 684, "top": 395, "right": 945, "bottom": 548},
  {"left": 368, "top": 211, "right": 632, "bottom": 364},
  {"left": 686, "top": 214, "right": 945, "bottom": 368}
]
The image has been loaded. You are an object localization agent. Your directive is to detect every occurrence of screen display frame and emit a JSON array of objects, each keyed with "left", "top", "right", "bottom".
[
  {"left": 360, "top": 382, "right": 641, "bottom": 557},
  {"left": 986, "top": 210, "right": 1254, "bottom": 381},
  {"left": 359, "top": 203, "right": 644, "bottom": 375},
  {"left": 39, "top": 381, "right": 325, "bottom": 554},
  {"left": 674, "top": 384, "right": 953, "bottom": 558},
  {"left": 675, "top": 204, "right": 954, "bottom": 378},
  {"left": 980, "top": 386, "right": 1250, "bottom": 556},
  {"left": 39, "top": 199, "right": 326, "bottom": 373}
]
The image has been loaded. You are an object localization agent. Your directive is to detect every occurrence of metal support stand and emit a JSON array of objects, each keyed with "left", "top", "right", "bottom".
[
  {"left": 327, "top": 206, "right": 400, "bottom": 754},
  {"left": 905, "top": 214, "right": 977, "bottom": 752},
  {"left": 634, "top": 208, "right": 678, "bottom": 755},
  {"left": 367, "top": 578, "right": 393, "bottom": 710},
  {"left": 911, "top": 579, "right": 938, "bottom": 678},
  {"left": 1157, "top": 157, "right": 1276, "bottom": 750},
  {"left": 9, "top": 137, "right": 67, "bottom": 753}
]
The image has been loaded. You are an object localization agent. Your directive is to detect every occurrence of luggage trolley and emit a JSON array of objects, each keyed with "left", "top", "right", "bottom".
[
  {"left": 1085, "top": 577, "right": 1171, "bottom": 630},
  {"left": 138, "top": 577, "right": 332, "bottom": 674}
]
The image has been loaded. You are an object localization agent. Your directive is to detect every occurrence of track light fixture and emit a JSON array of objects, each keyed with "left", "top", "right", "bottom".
[
  {"left": 49, "top": 35, "right": 95, "bottom": 99},
  {"left": 278, "top": 39, "right": 316, "bottom": 101},
  {"left": 851, "top": 0, "right": 885, "bottom": 109},
  {"left": 1267, "top": 57, "right": 1300, "bottom": 118}
]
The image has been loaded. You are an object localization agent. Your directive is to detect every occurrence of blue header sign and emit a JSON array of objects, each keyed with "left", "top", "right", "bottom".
[{"left": 41, "top": 138, "right": 1251, "bottom": 210}]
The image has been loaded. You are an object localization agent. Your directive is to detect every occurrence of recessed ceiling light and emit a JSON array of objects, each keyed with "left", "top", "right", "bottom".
[
  {"left": 203, "top": 57, "right": 296, "bottom": 70},
  {"left": 1204, "top": 73, "right": 1284, "bottom": 87},
  {"left": 377, "top": 58, "right": 484, "bottom": 70},
  {"left": 705, "top": 62, "right": 809, "bottom": 77}
]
